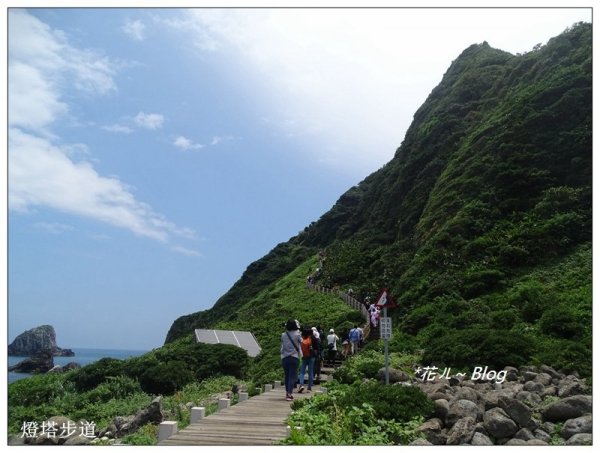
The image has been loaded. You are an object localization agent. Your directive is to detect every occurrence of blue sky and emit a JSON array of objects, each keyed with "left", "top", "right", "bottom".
[{"left": 5, "top": 6, "right": 592, "bottom": 350}]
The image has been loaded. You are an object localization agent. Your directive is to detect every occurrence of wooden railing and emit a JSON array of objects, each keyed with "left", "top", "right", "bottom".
[{"left": 306, "top": 282, "right": 371, "bottom": 339}]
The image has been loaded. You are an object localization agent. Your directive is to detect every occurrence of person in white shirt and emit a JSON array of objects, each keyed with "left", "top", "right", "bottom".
[{"left": 326, "top": 328, "right": 339, "bottom": 367}]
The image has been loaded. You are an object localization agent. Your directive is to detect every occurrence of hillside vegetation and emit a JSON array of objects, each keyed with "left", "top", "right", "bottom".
[{"left": 166, "top": 23, "right": 591, "bottom": 376}]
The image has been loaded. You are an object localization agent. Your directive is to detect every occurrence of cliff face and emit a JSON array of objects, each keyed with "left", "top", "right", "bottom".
[
  {"left": 165, "top": 24, "right": 591, "bottom": 376},
  {"left": 8, "top": 325, "right": 74, "bottom": 357}
]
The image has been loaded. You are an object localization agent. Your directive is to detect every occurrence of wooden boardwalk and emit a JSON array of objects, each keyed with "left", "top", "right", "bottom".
[{"left": 158, "top": 385, "right": 319, "bottom": 446}]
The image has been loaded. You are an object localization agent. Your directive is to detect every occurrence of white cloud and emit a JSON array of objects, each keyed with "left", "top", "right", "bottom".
[
  {"left": 8, "top": 10, "right": 195, "bottom": 247},
  {"left": 122, "top": 19, "right": 146, "bottom": 41},
  {"left": 134, "top": 111, "right": 164, "bottom": 130},
  {"left": 34, "top": 222, "right": 75, "bottom": 234},
  {"left": 170, "top": 245, "right": 202, "bottom": 257},
  {"left": 164, "top": 8, "right": 591, "bottom": 174},
  {"left": 173, "top": 135, "right": 204, "bottom": 151},
  {"left": 9, "top": 128, "right": 193, "bottom": 243},
  {"left": 8, "top": 9, "right": 117, "bottom": 132},
  {"left": 102, "top": 124, "right": 133, "bottom": 134}
]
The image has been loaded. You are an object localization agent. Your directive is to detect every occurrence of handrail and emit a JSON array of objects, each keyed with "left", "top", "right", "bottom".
[{"left": 306, "top": 282, "right": 371, "bottom": 337}]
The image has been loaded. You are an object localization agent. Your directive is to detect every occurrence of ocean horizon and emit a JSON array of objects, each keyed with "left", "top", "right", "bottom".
[{"left": 8, "top": 347, "right": 149, "bottom": 384}]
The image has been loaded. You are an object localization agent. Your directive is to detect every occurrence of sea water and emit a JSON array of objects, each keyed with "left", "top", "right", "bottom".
[{"left": 8, "top": 348, "right": 148, "bottom": 384}]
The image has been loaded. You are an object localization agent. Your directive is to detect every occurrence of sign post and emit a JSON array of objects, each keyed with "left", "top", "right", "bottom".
[{"left": 375, "top": 289, "right": 396, "bottom": 385}]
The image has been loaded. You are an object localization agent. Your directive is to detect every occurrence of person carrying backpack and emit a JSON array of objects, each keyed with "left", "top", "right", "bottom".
[
  {"left": 349, "top": 325, "right": 361, "bottom": 355},
  {"left": 280, "top": 319, "right": 302, "bottom": 401},
  {"left": 326, "top": 328, "right": 339, "bottom": 367},
  {"left": 298, "top": 327, "right": 316, "bottom": 393}
]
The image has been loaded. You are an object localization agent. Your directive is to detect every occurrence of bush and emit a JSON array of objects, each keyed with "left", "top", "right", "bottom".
[
  {"left": 333, "top": 350, "right": 386, "bottom": 384},
  {"left": 284, "top": 382, "right": 429, "bottom": 445},
  {"left": 340, "top": 381, "right": 433, "bottom": 423},
  {"left": 84, "top": 375, "right": 142, "bottom": 403},
  {"left": 422, "top": 328, "right": 533, "bottom": 369},
  {"left": 67, "top": 358, "right": 126, "bottom": 392},
  {"left": 539, "top": 305, "right": 581, "bottom": 339},
  {"left": 139, "top": 360, "right": 195, "bottom": 395}
]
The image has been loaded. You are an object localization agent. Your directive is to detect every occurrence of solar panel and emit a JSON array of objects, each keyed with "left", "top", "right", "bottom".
[{"left": 194, "top": 329, "right": 262, "bottom": 357}]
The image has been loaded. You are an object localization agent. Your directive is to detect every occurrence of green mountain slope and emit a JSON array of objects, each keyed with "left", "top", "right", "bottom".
[{"left": 166, "top": 23, "right": 591, "bottom": 376}]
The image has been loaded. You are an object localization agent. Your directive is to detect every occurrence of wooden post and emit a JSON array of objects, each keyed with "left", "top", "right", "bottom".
[{"left": 264, "top": 383, "right": 273, "bottom": 392}]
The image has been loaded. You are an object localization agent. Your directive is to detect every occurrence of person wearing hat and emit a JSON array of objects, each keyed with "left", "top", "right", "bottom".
[{"left": 326, "top": 328, "right": 340, "bottom": 367}]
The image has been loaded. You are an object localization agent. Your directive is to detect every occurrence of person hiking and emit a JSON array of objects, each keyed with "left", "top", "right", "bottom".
[
  {"left": 326, "top": 328, "right": 339, "bottom": 367},
  {"left": 298, "top": 327, "right": 316, "bottom": 393},
  {"left": 312, "top": 327, "right": 323, "bottom": 381},
  {"left": 349, "top": 325, "right": 361, "bottom": 355},
  {"left": 280, "top": 319, "right": 302, "bottom": 401}
]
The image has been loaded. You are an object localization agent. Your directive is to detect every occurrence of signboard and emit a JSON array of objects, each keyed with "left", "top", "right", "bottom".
[
  {"left": 380, "top": 317, "right": 392, "bottom": 340},
  {"left": 375, "top": 289, "right": 396, "bottom": 309}
]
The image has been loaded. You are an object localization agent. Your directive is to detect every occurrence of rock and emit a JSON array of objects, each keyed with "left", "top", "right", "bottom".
[
  {"left": 8, "top": 325, "right": 74, "bottom": 357},
  {"left": 514, "top": 428, "right": 535, "bottom": 441},
  {"left": 446, "top": 399, "right": 483, "bottom": 428},
  {"left": 377, "top": 367, "right": 410, "bottom": 384},
  {"left": 526, "top": 439, "right": 549, "bottom": 445},
  {"left": 522, "top": 371, "right": 538, "bottom": 382},
  {"left": 542, "top": 386, "right": 557, "bottom": 398},
  {"left": 8, "top": 351, "right": 54, "bottom": 374},
  {"left": 497, "top": 396, "right": 532, "bottom": 427},
  {"left": 451, "top": 387, "right": 479, "bottom": 404},
  {"left": 539, "top": 365, "right": 562, "bottom": 380},
  {"left": 565, "top": 433, "right": 592, "bottom": 445},
  {"left": 534, "top": 429, "right": 552, "bottom": 442},
  {"left": 115, "top": 396, "right": 163, "bottom": 436},
  {"left": 560, "top": 414, "right": 592, "bottom": 439},
  {"left": 446, "top": 416, "right": 476, "bottom": 445},
  {"left": 433, "top": 399, "right": 450, "bottom": 422},
  {"left": 515, "top": 390, "right": 542, "bottom": 407},
  {"left": 8, "top": 435, "right": 25, "bottom": 445},
  {"left": 504, "top": 438, "right": 527, "bottom": 445},
  {"left": 534, "top": 373, "right": 553, "bottom": 386},
  {"left": 557, "top": 380, "right": 587, "bottom": 398},
  {"left": 429, "top": 392, "right": 451, "bottom": 401},
  {"left": 409, "top": 438, "right": 433, "bottom": 446},
  {"left": 418, "top": 418, "right": 446, "bottom": 445},
  {"left": 63, "top": 362, "right": 81, "bottom": 371},
  {"left": 483, "top": 407, "right": 518, "bottom": 439},
  {"left": 470, "top": 432, "right": 494, "bottom": 445},
  {"left": 48, "top": 365, "right": 64, "bottom": 374},
  {"left": 542, "top": 395, "right": 592, "bottom": 422},
  {"left": 522, "top": 381, "right": 545, "bottom": 393},
  {"left": 539, "top": 421, "right": 556, "bottom": 434},
  {"left": 503, "top": 366, "right": 519, "bottom": 382},
  {"left": 63, "top": 435, "right": 92, "bottom": 445}
]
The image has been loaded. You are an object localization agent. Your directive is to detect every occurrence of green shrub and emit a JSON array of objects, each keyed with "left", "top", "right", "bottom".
[
  {"left": 539, "top": 305, "right": 581, "bottom": 339},
  {"left": 139, "top": 360, "right": 195, "bottom": 395},
  {"left": 422, "top": 328, "right": 533, "bottom": 369},
  {"left": 333, "top": 350, "right": 386, "bottom": 384},
  {"left": 84, "top": 375, "right": 142, "bottom": 403},
  {"left": 284, "top": 383, "right": 428, "bottom": 445},
  {"left": 66, "top": 358, "right": 126, "bottom": 392},
  {"left": 340, "top": 381, "right": 433, "bottom": 423}
]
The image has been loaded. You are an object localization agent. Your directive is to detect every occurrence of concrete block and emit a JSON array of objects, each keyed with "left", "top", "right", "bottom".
[
  {"left": 158, "top": 421, "right": 178, "bottom": 442},
  {"left": 190, "top": 407, "right": 205, "bottom": 423},
  {"left": 218, "top": 398, "right": 230, "bottom": 411},
  {"left": 239, "top": 392, "right": 249, "bottom": 402}
]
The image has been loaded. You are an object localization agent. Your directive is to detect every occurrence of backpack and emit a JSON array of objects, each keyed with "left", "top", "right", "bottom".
[
  {"left": 301, "top": 336, "right": 312, "bottom": 357},
  {"left": 349, "top": 328, "right": 359, "bottom": 342},
  {"left": 311, "top": 335, "right": 321, "bottom": 357}
]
